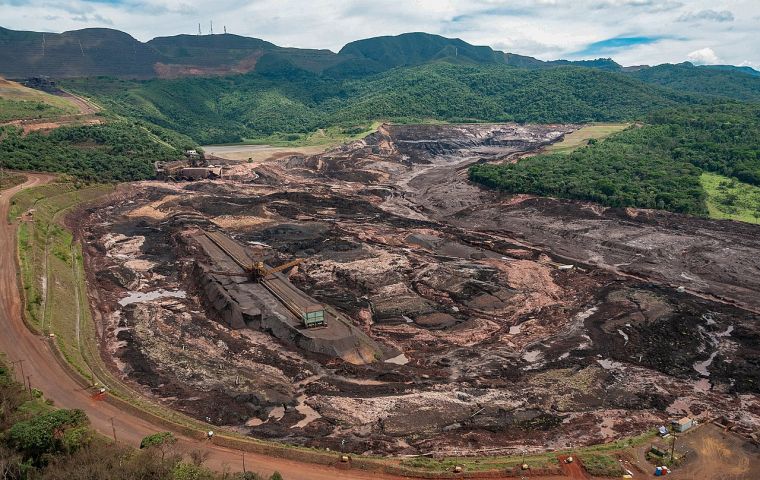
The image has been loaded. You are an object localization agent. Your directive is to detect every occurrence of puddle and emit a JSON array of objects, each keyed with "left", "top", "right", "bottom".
[
  {"left": 522, "top": 350, "right": 542, "bottom": 363},
  {"left": 268, "top": 406, "right": 285, "bottom": 422},
  {"left": 693, "top": 325, "right": 733, "bottom": 376},
  {"left": 118, "top": 289, "right": 186, "bottom": 306},
  {"left": 385, "top": 353, "right": 410, "bottom": 365},
  {"left": 597, "top": 358, "right": 625, "bottom": 370},
  {"left": 293, "top": 394, "right": 322, "bottom": 429},
  {"left": 575, "top": 306, "right": 599, "bottom": 322},
  {"left": 694, "top": 351, "right": 718, "bottom": 377},
  {"left": 246, "top": 417, "right": 264, "bottom": 427}
]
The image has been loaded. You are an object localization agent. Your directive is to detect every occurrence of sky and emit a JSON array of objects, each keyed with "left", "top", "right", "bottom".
[{"left": 1, "top": 0, "right": 758, "bottom": 68}]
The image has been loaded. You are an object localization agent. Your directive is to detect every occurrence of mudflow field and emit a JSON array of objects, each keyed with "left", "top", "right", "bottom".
[{"left": 72, "top": 123, "right": 760, "bottom": 456}]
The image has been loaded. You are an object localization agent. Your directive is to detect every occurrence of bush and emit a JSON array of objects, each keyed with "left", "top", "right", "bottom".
[
  {"left": 140, "top": 431, "right": 177, "bottom": 449},
  {"left": 7, "top": 409, "right": 90, "bottom": 463}
]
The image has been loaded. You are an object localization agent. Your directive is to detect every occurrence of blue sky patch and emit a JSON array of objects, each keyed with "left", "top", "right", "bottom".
[{"left": 573, "top": 36, "right": 666, "bottom": 58}]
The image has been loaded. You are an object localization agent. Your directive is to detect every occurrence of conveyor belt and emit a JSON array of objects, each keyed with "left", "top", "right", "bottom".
[
  {"left": 203, "top": 230, "right": 325, "bottom": 326},
  {"left": 205, "top": 230, "right": 253, "bottom": 269}
]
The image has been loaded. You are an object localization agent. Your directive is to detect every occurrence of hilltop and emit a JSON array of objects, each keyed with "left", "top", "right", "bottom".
[{"left": 0, "top": 26, "right": 667, "bottom": 80}]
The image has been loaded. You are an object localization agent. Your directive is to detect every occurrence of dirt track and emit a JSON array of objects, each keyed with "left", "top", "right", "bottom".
[{"left": 0, "top": 174, "right": 431, "bottom": 480}]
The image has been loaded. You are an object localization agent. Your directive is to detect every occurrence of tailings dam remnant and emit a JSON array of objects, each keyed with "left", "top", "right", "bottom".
[{"left": 73, "top": 123, "right": 760, "bottom": 456}]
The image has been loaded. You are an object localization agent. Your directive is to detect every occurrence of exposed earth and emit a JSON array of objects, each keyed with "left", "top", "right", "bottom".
[{"left": 73, "top": 123, "right": 760, "bottom": 457}]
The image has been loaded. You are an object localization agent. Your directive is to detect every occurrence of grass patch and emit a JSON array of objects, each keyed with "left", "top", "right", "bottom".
[
  {"left": 12, "top": 183, "right": 112, "bottom": 342},
  {"left": 544, "top": 122, "right": 631, "bottom": 154},
  {"left": 0, "top": 98, "right": 72, "bottom": 123},
  {"left": 401, "top": 453, "right": 558, "bottom": 472},
  {"left": 401, "top": 429, "right": 657, "bottom": 473},
  {"left": 701, "top": 172, "right": 760, "bottom": 224},
  {"left": 239, "top": 122, "right": 382, "bottom": 147},
  {"left": 579, "top": 453, "right": 626, "bottom": 477},
  {"left": 0, "top": 78, "right": 78, "bottom": 111}
]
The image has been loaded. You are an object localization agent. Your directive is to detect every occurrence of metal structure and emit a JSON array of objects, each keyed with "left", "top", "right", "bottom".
[{"left": 204, "top": 231, "right": 327, "bottom": 328}]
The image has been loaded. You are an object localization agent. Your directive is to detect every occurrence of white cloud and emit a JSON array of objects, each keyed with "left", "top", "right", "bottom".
[
  {"left": 678, "top": 9, "right": 734, "bottom": 23},
  {"left": 687, "top": 47, "right": 720, "bottom": 65}
]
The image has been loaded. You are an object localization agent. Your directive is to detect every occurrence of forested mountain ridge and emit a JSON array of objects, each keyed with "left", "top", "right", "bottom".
[
  {"left": 5, "top": 26, "right": 756, "bottom": 82},
  {"left": 63, "top": 59, "right": 760, "bottom": 145}
]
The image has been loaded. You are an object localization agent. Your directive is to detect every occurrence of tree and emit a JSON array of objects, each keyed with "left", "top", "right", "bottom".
[
  {"left": 7, "top": 409, "right": 89, "bottom": 463},
  {"left": 140, "top": 431, "right": 178, "bottom": 462}
]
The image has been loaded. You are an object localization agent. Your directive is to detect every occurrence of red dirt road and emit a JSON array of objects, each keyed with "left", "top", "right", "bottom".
[{"left": 0, "top": 175, "right": 404, "bottom": 479}]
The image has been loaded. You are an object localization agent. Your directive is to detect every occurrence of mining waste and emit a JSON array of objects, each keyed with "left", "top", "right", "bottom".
[{"left": 72, "top": 123, "right": 760, "bottom": 456}]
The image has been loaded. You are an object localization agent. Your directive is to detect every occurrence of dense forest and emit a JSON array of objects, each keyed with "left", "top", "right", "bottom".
[
  {"left": 469, "top": 104, "right": 760, "bottom": 215},
  {"left": 0, "top": 361, "right": 283, "bottom": 479},
  {"left": 60, "top": 54, "right": 760, "bottom": 145},
  {"left": 0, "top": 121, "right": 192, "bottom": 181},
  {"left": 63, "top": 63, "right": 701, "bottom": 144}
]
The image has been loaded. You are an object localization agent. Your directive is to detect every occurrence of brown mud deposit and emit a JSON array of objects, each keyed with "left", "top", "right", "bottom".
[{"left": 74, "top": 123, "right": 760, "bottom": 457}]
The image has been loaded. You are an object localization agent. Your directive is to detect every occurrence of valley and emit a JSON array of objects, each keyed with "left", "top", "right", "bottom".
[{"left": 1, "top": 20, "right": 759, "bottom": 480}]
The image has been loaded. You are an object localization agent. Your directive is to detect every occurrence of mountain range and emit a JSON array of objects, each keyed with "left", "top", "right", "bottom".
[{"left": 2, "top": 26, "right": 757, "bottom": 80}]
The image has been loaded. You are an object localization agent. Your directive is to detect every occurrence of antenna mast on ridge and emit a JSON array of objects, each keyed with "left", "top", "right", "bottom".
[
  {"left": 198, "top": 23, "right": 202, "bottom": 35},
  {"left": 210, "top": 20, "right": 213, "bottom": 35},
  {"left": 224, "top": 26, "right": 227, "bottom": 34}
]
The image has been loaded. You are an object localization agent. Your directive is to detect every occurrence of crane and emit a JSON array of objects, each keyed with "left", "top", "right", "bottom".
[{"left": 209, "top": 258, "right": 304, "bottom": 282}]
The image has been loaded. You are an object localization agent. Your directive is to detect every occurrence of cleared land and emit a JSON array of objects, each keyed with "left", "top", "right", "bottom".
[
  {"left": 204, "top": 144, "right": 330, "bottom": 163},
  {"left": 0, "top": 77, "right": 78, "bottom": 110},
  {"left": 701, "top": 172, "right": 760, "bottom": 224},
  {"left": 542, "top": 123, "right": 630, "bottom": 154},
  {"left": 0, "top": 77, "right": 78, "bottom": 122}
]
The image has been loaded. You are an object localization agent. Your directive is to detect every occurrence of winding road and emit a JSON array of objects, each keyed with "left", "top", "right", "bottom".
[{"left": 0, "top": 174, "right": 406, "bottom": 479}]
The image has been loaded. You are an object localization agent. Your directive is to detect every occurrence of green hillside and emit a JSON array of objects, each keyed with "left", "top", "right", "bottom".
[
  {"left": 0, "top": 27, "right": 162, "bottom": 79},
  {"left": 338, "top": 32, "right": 503, "bottom": 70},
  {"left": 0, "top": 27, "right": 633, "bottom": 80},
  {"left": 469, "top": 103, "right": 760, "bottom": 216},
  {"left": 0, "top": 121, "right": 190, "bottom": 181},
  {"left": 64, "top": 62, "right": 699, "bottom": 144},
  {"left": 630, "top": 62, "right": 760, "bottom": 102}
]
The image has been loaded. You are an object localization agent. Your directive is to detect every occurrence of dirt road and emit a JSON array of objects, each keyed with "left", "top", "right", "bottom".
[{"left": 0, "top": 174, "right": 414, "bottom": 479}]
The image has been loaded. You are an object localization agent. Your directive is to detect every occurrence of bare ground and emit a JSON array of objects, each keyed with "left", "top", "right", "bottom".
[{"left": 73, "top": 123, "right": 760, "bottom": 458}]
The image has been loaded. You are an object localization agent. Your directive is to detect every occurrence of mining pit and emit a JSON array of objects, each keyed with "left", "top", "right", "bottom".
[{"left": 72, "top": 123, "right": 760, "bottom": 457}]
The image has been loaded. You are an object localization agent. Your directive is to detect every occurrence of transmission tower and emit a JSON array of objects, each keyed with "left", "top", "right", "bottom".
[
  {"left": 210, "top": 20, "right": 213, "bottom": 35},
  {"left": 198, "top": 23, "right": 201, "bottom": 35}
]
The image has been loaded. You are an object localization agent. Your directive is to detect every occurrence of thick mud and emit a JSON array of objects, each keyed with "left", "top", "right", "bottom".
[{"left": 74, "top": 123, "right": 760, "bottom": 456}]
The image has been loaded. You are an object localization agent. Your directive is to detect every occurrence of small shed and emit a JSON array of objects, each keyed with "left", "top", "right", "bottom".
[{"left": 674, "top": 417, "right": 693, "bottom": 432}]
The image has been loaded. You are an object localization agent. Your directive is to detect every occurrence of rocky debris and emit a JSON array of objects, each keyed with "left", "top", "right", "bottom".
[{"left": 72, "top": 122, "right": 760, "bottom": 455}]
